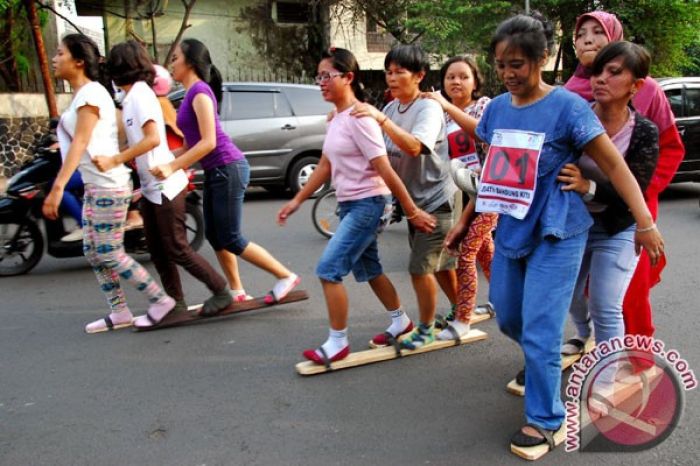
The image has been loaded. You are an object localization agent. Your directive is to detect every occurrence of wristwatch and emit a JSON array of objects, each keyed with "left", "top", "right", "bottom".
[{"left": 582, "top": 180, "right": 597, "bottom": 202}]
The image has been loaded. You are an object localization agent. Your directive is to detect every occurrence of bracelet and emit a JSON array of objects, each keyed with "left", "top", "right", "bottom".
[
  {"left": 379, "top": 116, "right": 388, "bottom": 127},
  {"left": 636, "top": 223, "right": 657, "bottom": 233},
  {"left": 405, "top": 209, "right": 420, "bottom": 220}
]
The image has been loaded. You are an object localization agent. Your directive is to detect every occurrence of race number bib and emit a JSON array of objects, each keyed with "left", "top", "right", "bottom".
[
  {"left": 475, "top": 129, "right": 544, "bottom": 220},
  {"left": 446, "top": 120, "right": 480, "bottom": 170}
]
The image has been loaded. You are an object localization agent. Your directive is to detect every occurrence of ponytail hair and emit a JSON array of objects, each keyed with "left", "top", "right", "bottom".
[
  {"left": 179, "top": 38, "right": 222, "bottom": 106},
  {"left": 320, "top": 47, "right": 366, "bottom": 102},
  {"left": 490, "top": 11, "right": 555, "bottom": 63},
  {"left": 62, "top": 33, "right": 113, "bottom": 98}
]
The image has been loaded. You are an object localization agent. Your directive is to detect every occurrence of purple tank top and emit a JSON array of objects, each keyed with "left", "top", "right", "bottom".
[{"left": 176, "top": 80, "right": 244, "bottom": 170}]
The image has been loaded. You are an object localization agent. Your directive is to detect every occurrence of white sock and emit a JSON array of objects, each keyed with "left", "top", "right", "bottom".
[
  {"left": 317, "top": 327, "right": 348, "bottom": 358},
  {"left": 386, "top": 309, "right": 411, "bottom": 337},
  {"left": 231, "top": 289, "right": 250, "bottom": 298},
  {"left": 437, "top": 320, "right": 471, "bottom": 340}
]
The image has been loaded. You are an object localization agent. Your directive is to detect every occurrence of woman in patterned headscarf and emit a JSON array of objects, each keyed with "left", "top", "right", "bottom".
[{"left": 565, "top": 10, "right": 685, "bottom": 343}]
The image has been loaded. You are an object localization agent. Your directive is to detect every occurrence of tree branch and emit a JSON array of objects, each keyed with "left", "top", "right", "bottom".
[
  {"left": 35, "top": 0, "right": 87, "bottom": 36},
  {"left": 162, "top": 0, "right": 196, "bottom": 66}
]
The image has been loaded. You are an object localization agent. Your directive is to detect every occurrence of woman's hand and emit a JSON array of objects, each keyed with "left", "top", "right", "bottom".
[
  {"left": 635, "top": 226, "right": 665, "bottom": 266},
  {"left": 150, "top": 162, "right": 174, "bottom": 180},
  {"left": 92, "top": 155, "right": 118, "bottom": 173},
  {"left": 349, "top": 102, "right": 383, "bottom": 122},
  {"left": 277, "top": 199, "right": 301, "bottom": 226},
  {"left": 42, "top": 186, "right": 63, "bottom": 220},
  {"left": 557, "top": 163, "right": 590, "bottom": 194},
  {"left": 407, "top": 209, "right": 436, "bottom": 234},
  {"left": 442, "top": 221, "right": 469, "bottom": 255},
  {"left": 421, "top": 90, "right": 450, "bottom": 110}
]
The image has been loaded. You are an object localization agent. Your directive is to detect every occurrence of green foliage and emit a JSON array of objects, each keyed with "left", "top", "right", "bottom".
[
  {"left": 347, "top": 0, "right": 700, "bottom": 78},
  {"left": 406, "top": 0, "right": 512, "bottom": 56}
]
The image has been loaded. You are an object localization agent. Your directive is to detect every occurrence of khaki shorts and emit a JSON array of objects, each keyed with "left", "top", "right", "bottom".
[{"left": 407, "top": 203, "right": 456, "bottom": 275}]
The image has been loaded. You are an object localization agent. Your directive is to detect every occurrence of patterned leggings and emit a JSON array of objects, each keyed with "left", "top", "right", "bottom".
[
  {"left": 82, "top": 185, "right": 165, "bottom": 313},
  {"left": 455, "top": 212, "right": 499, "bottom": 322}
]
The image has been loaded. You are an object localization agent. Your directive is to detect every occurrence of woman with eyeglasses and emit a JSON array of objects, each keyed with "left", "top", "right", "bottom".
[
  {"left": 150, "top": 38, "right": 300, "bottom": 311},
  {"left": 277, "top": 48, "right": 435, "bottom": 365},
  {"left": 350, "top": 44, "right": 458, "bottom": 351}
]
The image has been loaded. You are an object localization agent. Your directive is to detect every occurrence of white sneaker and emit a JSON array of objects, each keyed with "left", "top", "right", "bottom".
[
  {"left": 450, "top": 159, "right": 479, "bottom": 196},
  {"left": 60, "top": 228, "right": 84, "bottom": 242}
]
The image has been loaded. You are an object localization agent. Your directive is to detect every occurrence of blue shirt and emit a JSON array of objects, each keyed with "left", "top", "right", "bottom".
[{"left": 476, "top": 87, "right": 605, "bottom": 258}]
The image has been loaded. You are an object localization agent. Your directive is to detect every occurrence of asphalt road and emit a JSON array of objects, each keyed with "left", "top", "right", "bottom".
[{"left": 1, "top": 185, "right": 698, "bottom": 466}]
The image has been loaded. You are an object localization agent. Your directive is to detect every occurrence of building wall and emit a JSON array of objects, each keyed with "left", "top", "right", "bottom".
[
  {"left": 0, "top": 94, "right": 73, "bottom": 177},
  {"left": 329, "top": 9, "right": 390, "bottom": 71},
  {"left": 104, "top": 0, "right": 266, "bottom": 80}
]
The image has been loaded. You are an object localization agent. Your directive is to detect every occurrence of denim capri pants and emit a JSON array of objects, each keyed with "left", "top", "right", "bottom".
[
  {"left": 203, "top": 160, "right": 250, "bottom": 254},
  {"left": 316, "top": 195, "right": 390, "bottom": 283}
]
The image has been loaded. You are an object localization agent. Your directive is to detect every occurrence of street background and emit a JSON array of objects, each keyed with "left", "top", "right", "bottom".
[{"left": 1, "top": 184, "right": 698, "bottom": 466}]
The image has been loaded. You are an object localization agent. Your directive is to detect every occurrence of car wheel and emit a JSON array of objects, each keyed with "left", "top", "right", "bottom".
[{"left": 288, "top": 156, "right": 329, "bottom": 197}]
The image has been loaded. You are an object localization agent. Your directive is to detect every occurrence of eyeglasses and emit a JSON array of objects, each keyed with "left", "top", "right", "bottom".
[{"left": 315, "top": 72, "right": 345, "bottom": 84}]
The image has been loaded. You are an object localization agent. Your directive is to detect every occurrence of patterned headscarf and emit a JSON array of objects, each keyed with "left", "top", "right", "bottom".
[{"left": 565, "top": 11, "right": 624, "bottom": 100}]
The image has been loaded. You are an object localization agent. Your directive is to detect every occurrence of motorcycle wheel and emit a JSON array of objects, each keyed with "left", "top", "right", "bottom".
[
  {"left": 0, "top": 221, "right": 44, "bottom": 276},
  {"left": 185, "top": 201, "right": 204, "bottom": 251}
]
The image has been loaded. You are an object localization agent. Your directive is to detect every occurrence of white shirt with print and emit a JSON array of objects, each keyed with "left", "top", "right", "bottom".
[{"left": 121, "top": 81, "right": 188, "bottom": 204}]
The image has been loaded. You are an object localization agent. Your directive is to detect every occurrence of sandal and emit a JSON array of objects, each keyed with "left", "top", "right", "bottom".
[
  {"left": 511, "top": 423, "right": 559, "bottom": 449},
  {"left": 84, "top": 313, "right": 133, "bottom": 334},
  {"left": 263, "top": 274, "right": 300, "bottom": 305},
  {"left": 561, "top": 336, "right": 589, "bottom": 356},
  {"left": 302, "top": 346, "right": 350, "bottom": 368},
  {"left": 132, "top": 296, "right": 176, "bottom": 329}
]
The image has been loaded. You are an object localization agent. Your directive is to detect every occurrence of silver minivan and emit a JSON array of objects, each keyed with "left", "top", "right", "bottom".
[{"left": 171, "top": 82, "right": 333, "bottom": 195}]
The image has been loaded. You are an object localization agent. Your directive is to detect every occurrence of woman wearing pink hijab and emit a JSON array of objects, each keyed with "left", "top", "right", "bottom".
[{"left": 565, "top": 11, "right": 684, "bottom": 342}]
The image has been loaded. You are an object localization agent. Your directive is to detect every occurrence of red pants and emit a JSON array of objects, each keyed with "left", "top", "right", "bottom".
[
  {"left": 622, "top": 196, "right": 665, "bottom": 337},
  {"left": 455, "top": 213, "right": 498, "bottom": 322}
]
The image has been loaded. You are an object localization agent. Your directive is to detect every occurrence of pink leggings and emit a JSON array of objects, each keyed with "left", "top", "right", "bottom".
[{"left": 456, "top": 213, "right": 498, "bottom": 322}]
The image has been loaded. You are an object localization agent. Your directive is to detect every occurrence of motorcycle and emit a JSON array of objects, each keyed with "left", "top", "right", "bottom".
[{"left": 0, "top": 135, "right": 204, "bottom": 277}]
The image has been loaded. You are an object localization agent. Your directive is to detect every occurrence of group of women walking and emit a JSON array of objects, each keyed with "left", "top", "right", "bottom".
[
  {"left": 44, "top": 6, "right": 681, "bottom": 457},
  {"left": 278, "top": 9, "right": 676, "bottom": 454},
  {"left": 45, "top": 35, "right": 300, "bottom": 332}
]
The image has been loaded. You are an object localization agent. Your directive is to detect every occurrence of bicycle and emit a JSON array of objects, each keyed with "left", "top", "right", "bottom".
[{"left": 311, "top": 188, "right": 339, "bottom": 238}]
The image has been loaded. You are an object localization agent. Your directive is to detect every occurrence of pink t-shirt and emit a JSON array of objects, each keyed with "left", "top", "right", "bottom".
[{"left": 322, "top": 107, "right": 391, "bottom": 202}]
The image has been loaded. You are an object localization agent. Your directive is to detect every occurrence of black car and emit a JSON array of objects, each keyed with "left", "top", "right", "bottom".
[
  {"left": 659, "top": 77, "right": 700, "bottom": 183},
  {"left": 170, "top": 82, "right": 333, "bottom": 195}
]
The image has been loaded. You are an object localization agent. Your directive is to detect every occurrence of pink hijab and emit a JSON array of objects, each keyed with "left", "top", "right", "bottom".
[{"left": 564, "top": 11, "right": 675, "bottom": 133}]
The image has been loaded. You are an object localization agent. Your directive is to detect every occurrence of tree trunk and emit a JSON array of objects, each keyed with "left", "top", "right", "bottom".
[
  {"left": 24, "top": 0, "right": 57, "bottom": 117},
  {"left": 150, "top": 14, "right": 159, "bottom": 62}
]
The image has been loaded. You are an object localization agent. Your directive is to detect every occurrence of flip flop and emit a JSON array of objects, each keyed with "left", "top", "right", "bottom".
[
  {"left": 264, "top": 274, "right": 301, "bottom": 305},
  {"left": 85, "top": 314, "right": 134, "bottom": 334},
  {"left": 511, "top": 423, "right": 558, "bottom": 449},
  {"left": 302, "top": 346, "right": 350, "bottom": 368}
]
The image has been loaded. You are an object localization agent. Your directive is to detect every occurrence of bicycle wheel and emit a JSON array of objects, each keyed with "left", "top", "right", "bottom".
[{"left": 311, "top": 189, "right": 339, "bottom": 239}]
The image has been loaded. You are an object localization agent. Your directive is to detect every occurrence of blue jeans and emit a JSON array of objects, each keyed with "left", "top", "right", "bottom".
[
  {"left": 569, "top": 222, "right": 639, "bottom": 345},
  {"left": 316, "top": 195, "right": 388, "bottom": 283},
  {"left": 55, "top": 171, "right": 83, "bottom": 224},
  {"left": 203, "top": 160, "right": 250, "bottom": 254},
  {"left": 490, "top": 232, "right": 587, "bottom": 430}
]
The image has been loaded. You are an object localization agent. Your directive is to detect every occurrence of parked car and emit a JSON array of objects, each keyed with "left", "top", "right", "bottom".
[
  {"left": 170, "top": 82, "right": 334, "bottom": 195},
  {"left": 658, "top": 77, "right": 700, "bottom": 183}
]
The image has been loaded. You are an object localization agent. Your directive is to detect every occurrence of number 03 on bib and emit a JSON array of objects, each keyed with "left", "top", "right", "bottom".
[{"left": 476, "top": 130, "right": 544, "bottom": 220}]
